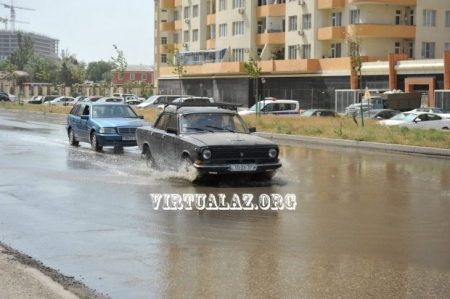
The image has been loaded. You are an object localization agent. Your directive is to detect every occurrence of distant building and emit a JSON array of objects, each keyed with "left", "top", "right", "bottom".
[
  {"left": 0, "top": 30, "right": 59, "bottom": 60},
  {"left": 112, "top": 65, "right": 154, "bottom": 86}
]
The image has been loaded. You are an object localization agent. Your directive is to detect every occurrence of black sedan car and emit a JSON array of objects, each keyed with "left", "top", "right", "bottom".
[
  {"left": 66, "top": 102, "right": 149, "bottom": 152},
  {"left": 300, "top": 109, "right": 339, "bottom": 117},
  {"left": 136, "top": 103, "right": 282, "bottom": 180},
  {"left": 362, "top": 109, "right": 401, "bottom": 119}
]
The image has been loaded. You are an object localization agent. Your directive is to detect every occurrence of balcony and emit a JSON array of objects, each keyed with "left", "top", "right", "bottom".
[
  {"left": 317, "top": 26, "right": 345, "bottom": 40},
  {"left": 159, "top": 21, "right": 175, "bottom": 32},
  {"left": 318, "top": 0, "right": 345, "bottom": 10},
  {"left": 174, "top": 0, "right": 182, "bottom": 7},
  {"left": 159, "top": 0, "right": 174, "bottom": 9},
  {"left": 159, "top": 44, "right": 174, "bottom": 54},
  {"left": 174, "top": 19, "right": 182, "bottom": 30},
  {"left": 206, "top": 39, "right": 216, "bottom": 49},
  {"left": 159, "top": 62, "right": 244, "bottom": 76},
  {"left": 348, "top": 24, "right": 416, "bottom": 39},
  {"left": 206, "top": 14, "right": 216, "bottom": 26},
  {"left": 349, "top": 0, "right": 416, "bottom": 5},
  {"left": 256, "top": 4, "right": 286, "bottom": 18},
  {"left": 256, "top": 32, "right": 286, "bottom": 46}
]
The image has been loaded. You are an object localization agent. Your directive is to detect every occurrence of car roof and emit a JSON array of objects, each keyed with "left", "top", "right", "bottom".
[
  {"left": 162, "top": 102, "right": 240, "bottom": 114},
  {"left": 80, "top": 102, "right": 129, "bottom": 106}
]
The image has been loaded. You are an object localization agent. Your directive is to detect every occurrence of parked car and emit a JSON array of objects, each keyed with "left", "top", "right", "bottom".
[
  {"left": 41, "top": 95, "right": 62, "bottom": 105},
  {"left": 345, "top": 103, "right": 372, "bottom": 116},
  {"left": 82, "top": 96, "right": 103, "bottom": 102},
  {"left": 136, "top": 102, "right": 282, "bottom": 180},
  {"left": 406, "top": 107, "right": 450, "bottom": 118},
  {"left": 112, "top": 93, "right": 143, "bottom": 105},
  {"left": 0, "top": 92, "right": 15, "bottom": 101},
  {"left": 68, "top": 96, "right": 88, "bottom": 106},
  {"left": 66, "top": 102, "right": 149, "bottom": 152},
  {"left": 96, "top": 97, "right": 123, "bottom": 103},
  {"left": 377, "top": 112, "right": 450, "bottom": 130},
  {"left": 300, "top": 109, "right": 339, "bottom": 117},
  {"left": 42, "top": 96, "right": 74, "bottom": 106},
  {"left": 156, "top": 96, "right": 214, "bottom": 113},
  {"left": 0, "top": 93, "right": 11, "bottom": 101},
  {"left": 28, "top": 95, "right": 45, "bottom": 104},
  {"left": 238, "top": 98, "right": 300, "bottom": 115},
  {"left": 362, "top": 109, "right": 401, "bottom": 119},
  {"left": 136, "top": 95, "right": 188, "bottom": 109}
]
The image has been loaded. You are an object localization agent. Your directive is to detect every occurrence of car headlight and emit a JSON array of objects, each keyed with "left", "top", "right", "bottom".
[
  {"left": 202, "top": 149, "right": 212, "bottom": 160},
  {"left": 99, "top": 127, "right": 116, "bottom": 134},
  {"left": 268, "top": 148, "right": 277, "bottom": 158}
]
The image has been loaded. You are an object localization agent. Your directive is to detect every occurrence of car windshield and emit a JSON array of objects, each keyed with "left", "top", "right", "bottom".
[
  {"left": 248, "top": 102, "right": 267, "bottom": 111},
  {"left": 143, "top": 96, "right": 158, "bottom": 104},
  {"left": 390, "top": 113, "right": 417, "bottom": 121},
  {"left": 180, "top": 113, "right": 247, "bottom": 133},
  {"left": 300, "top": 110, "right": 315, "bottom": 116},
  {"left": 92, "top": 105, "right": 139, "bottom": 118}
]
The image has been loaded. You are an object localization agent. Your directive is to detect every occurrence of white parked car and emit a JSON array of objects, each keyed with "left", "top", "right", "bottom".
[
  {"left": 42, "top": 96, "right": 74, "bottom": 106},
  {"left": 156, "top": 96, "right": 214, "bottom": 113},
  {"left": 406, "top": 107, "right": 450, "bottom": 118},
  {"left": 377, "top": 112, "right": 450, "bottom": 130},
  {"left": 238, "top": 98, "right": 300, "bottom": 115}
]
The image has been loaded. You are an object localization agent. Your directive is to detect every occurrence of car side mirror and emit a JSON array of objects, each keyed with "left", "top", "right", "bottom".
[
  {"left": 248, "top": 127, "right": 256, "bottom": 133},
  {"left": 166, "top": 127, "right": 178, "bottom": 135},
  {"left": 80, "top": 115, "right": 89, "bottom": 120},
  {"left": 138, "top": 115, "right": 144, "bottom": 119},
  {"left": 415, "top": 118, "right": 422, "bottom": 123}
]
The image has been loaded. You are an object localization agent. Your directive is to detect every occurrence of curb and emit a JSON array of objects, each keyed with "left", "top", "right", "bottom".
[{"left": 255, "top": 132, "right": 450, "bottom": 158}]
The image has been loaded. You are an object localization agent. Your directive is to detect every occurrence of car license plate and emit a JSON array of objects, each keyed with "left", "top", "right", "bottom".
[
  {"left": 230, "top": 164, "right": 257, "bottom": 171},
  {"left": 122, "top": 135, "right": 136, "bottom": 141}
]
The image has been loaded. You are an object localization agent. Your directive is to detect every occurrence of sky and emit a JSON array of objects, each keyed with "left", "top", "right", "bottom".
[{"left": 3, "top": 0, "right": 155, "bottom": 66}]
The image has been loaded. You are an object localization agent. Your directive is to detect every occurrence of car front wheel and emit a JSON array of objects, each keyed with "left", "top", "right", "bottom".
[
  {"left": 90, "top": 132, "right": 103, "bottom": 152},
  {"left": 68, "top": 128, "right": 79, "bottom": 146}
]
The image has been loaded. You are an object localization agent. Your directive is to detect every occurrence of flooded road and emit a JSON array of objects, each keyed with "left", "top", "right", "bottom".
[{"left": 1, "top": 109, "right": 450, "bottom": 298}]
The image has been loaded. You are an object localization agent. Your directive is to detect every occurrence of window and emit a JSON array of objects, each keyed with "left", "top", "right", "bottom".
[
  {"left": 130, "top": 73, "right": 135, "bottom": 80},
  {"left": 409, "top": 10, "right": 414, "bottom": 25},
  {"left": 350, "top": 10, "right": 360, "bottom": 24},
  {"left": 233, "top": 0, "right": 244, "bottom": 8},
  {"left": 174, "top": 11, "right": 179, "bottom": 21},
  {"left": 184, "top": 30, "right": 190, "bottom": 42},
  {"left": 395, "top": 10, "right": 401, "bottom": 25},
  {"left": 232, "top": 49, "right": 245, "bottom": 62},
  {"left": 289, "top": 16, "right": 297, "bottom": 31},
  {"left": 193, "top": 29, "right": 199, "bottom": 42},
  {"left": 408, "top": 42, "right": 414, "bottom": 58},
  {"left": 302, "top": 14, "right": 311, "bottom": 29},
  {"left": 446, "top": 11, "right": 450, "bottom": 27},
  {"left": 161, "top": 54, "right": 167, "bottom": 64},
  {"left": 288, "top": 45, "right": 297, "bottom": 60},
  {"left": 161, "top": 37, "right": 167, "bottom": 45},
  {"left": 445, "top": 43, "right": 450, "bottom": 51},
  {"left": 219, "top": 23, "right": 227, "bottom": 37},
  {"left": 174, "top": 33, "right": 179, "bottom": 44},
  {"left": 193, "top": 5, "right": 199, "bottom": 17},
  {"left": 332, "top": 12, "right": 342, "bottom": 26},
  {"left": 302, "top": 44, "right": 311, "bottom": 59},
  {"left": 118, "top": 73, "right": 123, "bottom": 80},
  {"left": 232, "top": 21, "right": 244, "bottom": 35},
  {"left": 421, "top": 42, "right": 435, "bottom": 58},
  {"left": 184, "top": 6, "right": 190, "bottom": 19},
  {"left": 219, "top": 0, "right": 226, "bottom": 11},
  {"left": 423, "top": 10, "right": 436, "bottom": 26},
  {"left": 331, "top": 43, "right": 341, "bottom": 58},
  {"left": 210, "top": 24, "right": 216, "bottom": 39},
  {"left": 394, "top": 42, "right": 401, "bottom": 54},
  {"left": 155, "top": 114, "right": 170, "bottom": 130},
  {"left": 142, "top": 73, "right": 147, "bottom": 81}
]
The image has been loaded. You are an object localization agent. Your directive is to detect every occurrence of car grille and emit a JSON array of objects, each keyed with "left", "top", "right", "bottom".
[
  {"left": 206, "top": 147, "right": 276, "bottom": 164},
  {"left": 117, "top": 127, "right": 137, "bottom": 134}
]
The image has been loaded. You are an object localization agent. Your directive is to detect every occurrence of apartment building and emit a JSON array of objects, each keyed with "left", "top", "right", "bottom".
[
  {"left": 154, "top": 0, "right": 450, "bottom": 110},
  {"left": 0, "top": 30, "right": 59, "bottom": 61}
]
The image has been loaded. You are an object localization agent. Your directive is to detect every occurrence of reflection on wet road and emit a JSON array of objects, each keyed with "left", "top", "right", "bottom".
[{"left": 1, "top": 109, "right": 450, "bottom": 298}]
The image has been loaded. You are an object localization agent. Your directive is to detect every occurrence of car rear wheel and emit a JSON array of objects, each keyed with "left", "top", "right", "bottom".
[
  {"left": 90, "top": 132, "right": 103, "bottom": 152},
  {"left": 68, "top": 128, "right": 79, "bottom": 146},
  {"left": 142, "top": 146, "right": 158, "bottom": 169}
]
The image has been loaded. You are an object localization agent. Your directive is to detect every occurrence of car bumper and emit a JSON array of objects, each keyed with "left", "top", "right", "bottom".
[
  {"left": 96, "top": 134, "right": 137, "bottom": 147},
  {"left": 193, "top": 162, "right": 282, "bottom": 175}
]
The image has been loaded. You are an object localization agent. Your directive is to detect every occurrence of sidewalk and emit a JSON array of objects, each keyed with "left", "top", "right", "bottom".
[{"left": 0, "top": 244, "right": 107, "bottom": 299}]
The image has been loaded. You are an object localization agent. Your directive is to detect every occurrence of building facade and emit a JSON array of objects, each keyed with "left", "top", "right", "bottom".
[
  {"left": 154, "top": 0, "right": 450, "bottom": 110},
  {"left": 0, "top": 30, "right": 59, "bottom": 60},
  {"left": 111, "top": 64, "right": 155, "bottom": 86}
]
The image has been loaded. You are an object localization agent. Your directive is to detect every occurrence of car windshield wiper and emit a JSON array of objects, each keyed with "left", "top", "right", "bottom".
[
  {"left": 205, "top": 125, "right": 235, "bottom": 133},
  {"left": 184, "top": 126, "right": 207, "bottom": 131}
]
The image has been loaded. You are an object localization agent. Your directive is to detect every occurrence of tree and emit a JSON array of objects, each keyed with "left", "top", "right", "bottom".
[
  {"left": 86, "top": 60, "right": 114, "bottom": 82},
  {"left": 9, "top": 32, "right": 34, "bottom": 70},
  {"left": 166, "top": 45, "right": 186, "bottom": 95},
  {"left": 243, "top": 55, "right": 262, "bottom": 116},
  {"left": 24, "top": 55, "right": 60, "bottom": 83},
  {"left": 345, "top": 27, "right": 364, "bottom": 127},
  {"left": 111, "top": 44, "right": 128, "bottom": 79}
]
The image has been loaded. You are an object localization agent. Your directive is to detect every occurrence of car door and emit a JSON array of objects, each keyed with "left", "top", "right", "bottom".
[
  {"left": 148, "top": 113, "right": 170, "bottom": 163},
  {"left": 162, "top": 113, "right": 178, "bottom": 164},
  {"left": 422, "top": 113, "right": 444, "bottom": 129},
  {"left": 77, "top": 104, "right": 91, "bottom": 142}
]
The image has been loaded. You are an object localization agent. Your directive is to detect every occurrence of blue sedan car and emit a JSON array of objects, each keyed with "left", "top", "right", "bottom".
[{"left": 66, "top": 102, "right": 149, "bottom": 152}]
